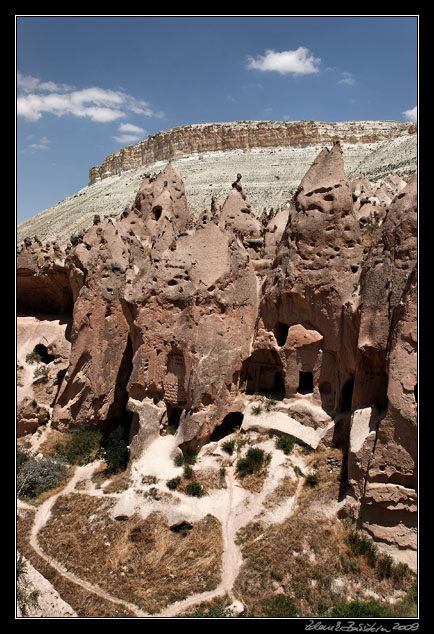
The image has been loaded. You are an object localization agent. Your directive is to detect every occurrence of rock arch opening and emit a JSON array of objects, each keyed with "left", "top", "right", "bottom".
[{"left": 210, "top": 411, "right": 244, "bottom": 442}]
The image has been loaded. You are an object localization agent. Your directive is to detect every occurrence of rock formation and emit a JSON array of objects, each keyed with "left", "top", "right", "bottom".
[
  {"left": 17, "top": 120, "right": 416, "bottom": 248},
  {"left": 17, "top": 135, "right": 417, "bottom": 563},
  {"left": 88, "top": 120, "right": 416, "bottom": 184}
]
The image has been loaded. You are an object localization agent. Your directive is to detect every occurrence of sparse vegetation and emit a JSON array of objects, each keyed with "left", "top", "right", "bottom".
[
  {"left": 251, "top": 404, "right": 262, "bottom": 415},
  {"left": 329, "top": 597, "right": 391, "bottom": 618},
  {"left": 262, "top": 593, "right": 298, "bottom": 617},
  {"left": 222, "top": 439, "right": 235, "bottom": 455},
  {"left": 17, "top": 455, "right": 70, "bottom": 499},
  {"left": 275, "top": 434, "right": 295, "bottom": 455},
  {"left": 17, "top": 553, "right": 40, "bottom": 615},
  {"left": 55, "top": 424, "right": 103, "bottom": 465},
  {"left": 166, "top": 476, "right": 181, "bottom": 490},
  {"left": 102, "top": 426, "right": 128, "bottom": 473},
  {"left": 26, "top": 350, "right": 42, "bottom": 364},
  {"left": 185, "top": 481, "right": 205, "bottom": 497},
  {"left": 236, "top": 446, "right": 266, "bottom": 477}
]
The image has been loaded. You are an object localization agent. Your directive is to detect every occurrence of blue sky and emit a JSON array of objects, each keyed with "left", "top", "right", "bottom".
[{"left": 16, "top": 15, "right": 418, "bottom": 224}]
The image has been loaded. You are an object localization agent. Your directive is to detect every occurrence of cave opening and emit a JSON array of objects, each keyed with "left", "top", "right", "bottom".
[
  {"left": 210, "top": 412, "right": 244, "bottom": 442},
  {"left": 298, "top": 371, "right": 314, "bottom": 394},
  {"left": 152, "top": 205, "right": 162, "bottom": 221},
  {"left": 272, "top": 371, "right": 285, "bottom": 398},
  {"left": 274, "top": 321, "right": 290, "bottom": 347},
  {"left": 166, "top": 404, "right": 183, "bottom": 433},
  {"left": 341, "top": 377, "right": 355, "bottom": 411},
  {"left": 33, "top": 343, "right": 55, "bottom": 364}
]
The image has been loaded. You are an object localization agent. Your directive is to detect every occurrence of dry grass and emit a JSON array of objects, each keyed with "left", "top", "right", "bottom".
[
  {"left": 263, "top": 475, "right": 298, "bottom": 509},
  {"left": 38, "top": 426, "right": 67, "bottom": 457},
  {"left": 233, "top": 446, "right": 416, "bottom": 618},
  {"left": 37, "top": 492, "right": 224, "bottom": 614},
  {"left": 16, "top": 508, "right": 136, "bottom": 617}
]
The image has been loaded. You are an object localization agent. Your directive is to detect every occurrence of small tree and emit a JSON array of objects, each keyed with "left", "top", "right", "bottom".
[{"left": 103, "top": 426, "right": 127, "bottom": 472}]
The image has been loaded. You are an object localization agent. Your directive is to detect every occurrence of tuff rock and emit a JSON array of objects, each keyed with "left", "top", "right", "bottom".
[{"left": 17, "top": 140, "right": 417, "bottom": 561}]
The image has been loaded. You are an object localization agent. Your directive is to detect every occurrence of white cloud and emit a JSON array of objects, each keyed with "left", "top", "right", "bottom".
[
  {"left": 17, "top": 73, "right": 163, "bottom": 123},
  {"left": 113, "top": 122, "right": 146, "bottom": 145},
  {"left": 338, "top": 72, "right": 357, "bottom": 87},
  {"left": 17, "top": 72, "right": 72, "bottom": 93},
  {"left": 246, "top": 47, "right": 321, "bottom": 75},
  {"left": 402, "top": 106, "right": 417, "bottom": 122},
  {"left": 118, "top": 123, "right": 146, "bottom": 134}
]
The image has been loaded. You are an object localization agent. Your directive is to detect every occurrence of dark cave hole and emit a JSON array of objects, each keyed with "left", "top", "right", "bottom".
[
  {"left": 274, "top": 321, "right": 290, "bottom": 347},
  {"left": 210, "top": 411, "right": 244, "bottom": 442},
  {"left": 33, "top": 343, "right": 55, "bottom": 364},
  {"left": 297, "top": 371, "right": 314, "bottom": 394},
  {"left": 166, "top": 404, "right": 183, "bottom": 433},
  {"left": 152, "top": 205, "right": 162, "bottom": 221},
  {"left": 341, "top": 377, "right": 355, "bottom": 411},
  {"left": 273, "top": 371, "right": 285, "bottom": 397},
  {"left": 170, "top": 521, "right": 193, "bottom": 536}
]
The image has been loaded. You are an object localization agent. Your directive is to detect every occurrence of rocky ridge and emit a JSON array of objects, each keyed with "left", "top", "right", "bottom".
[
  {"left": 17, "top": 120, "right": 416, "bottom": 248},
  {"left": 17, "top": 134, "right": 418, "bottom": 585}
]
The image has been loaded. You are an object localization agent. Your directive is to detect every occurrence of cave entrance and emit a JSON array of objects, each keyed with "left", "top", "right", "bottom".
[
  {"left": 152, "top": 205, "right": 162, "bottom": 221},
  {"left": 166, "top": 404, "right": 183, "bottom": 434},
  {"left": 297, "top": 371, "right": 314, "bottom": 394},
  {"left": 274, "top": 322, "right": 290, "bottom": 347},
  {"left": 210, "top": 412, "right": 244, "bottom": 442},
  {"left": 33, "top": 343, "right": 55, "bottom": 364},
  {"left": 241, "top": 349, "right": 285, "bottom": 400},
  {"left": 273, "top": 371, "right": 285, "bottom": 397},
  {"left": 341, "top": 377, "right": 355, "bottom": 411}
]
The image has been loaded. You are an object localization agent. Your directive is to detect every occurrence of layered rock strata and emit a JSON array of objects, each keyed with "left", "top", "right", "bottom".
[
  {"left": 89, "top": 120, "right": 416, "bottom": 184},
  {"left": 17, "top": 144, "right": 417, "bottom": 562}
]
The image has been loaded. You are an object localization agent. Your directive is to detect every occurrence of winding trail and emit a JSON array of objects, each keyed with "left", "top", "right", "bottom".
[{"left": 24, "top": 446, "right": 306, "bottom": 618}]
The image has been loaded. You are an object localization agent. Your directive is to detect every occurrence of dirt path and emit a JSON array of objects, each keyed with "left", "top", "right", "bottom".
[
  {"left": 158, "top": 449, "right": 305, "bottom": 617},
  {"left": 26, "top": 445, "right": 306, "bottom": 618},
  {"left": 28, "top": 462, "right": 151, "bottom": 618}
]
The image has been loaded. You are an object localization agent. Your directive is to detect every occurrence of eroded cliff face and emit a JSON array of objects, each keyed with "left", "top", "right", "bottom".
[
  {"left": 17, "top": 145, "right": 417, "bottom": 560},
  {"left": 89, "top": 120, "right": 416, "bottom": 184}
]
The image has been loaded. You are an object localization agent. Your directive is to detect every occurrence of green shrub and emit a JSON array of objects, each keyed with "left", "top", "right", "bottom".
[
  {"left": 348, "top": 529, "right": 378, "bottom": 566},
  {"left": 56, "top": 424, "right": 103, "bottom": 465},
  {"left": 251, "top": 404, "right": 262, "bottom": 415},
  {"left": 26, "top": 351, "right": 42, "bottom": 364},
  {"left": 276, "top": 434, "right": 295, "bottom": 455},
  {"left": 330, "top": 598, "right": 391, "bottom": 618},
  {"left": 174, "top": 453, "right": 184, "bottom": 467},
  {"left": 236, "top": 446, "right": 265, "bottom": 477},
  {"left": 305, "top": 473, "right": 319, "bottom": 486},
  {"left": 17, "top": 456, "right": 70, "bottom": 498},
  {"left": 183, "top": 450, "right": 198, "bottom": 465},
  {"left": 167, "top": 476, "right": 181, "bottom": 490},
  {"left": 185, "top": 481, "right": 204, "bottom": 497},
  {"left": 377, "top": 553, "right": 394, "bottom": 579},
  {"left": 262, "top": 594, "right": 298, "bottom": 617},
  {"left": 222, "top": 440, "right": 235, "bottom": 455},
  {"left": 102, "top": 426, "right": 127, "bottom": 472},
  {"left": 183, "top": 465, "right": 193, "bottom": 479}
]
